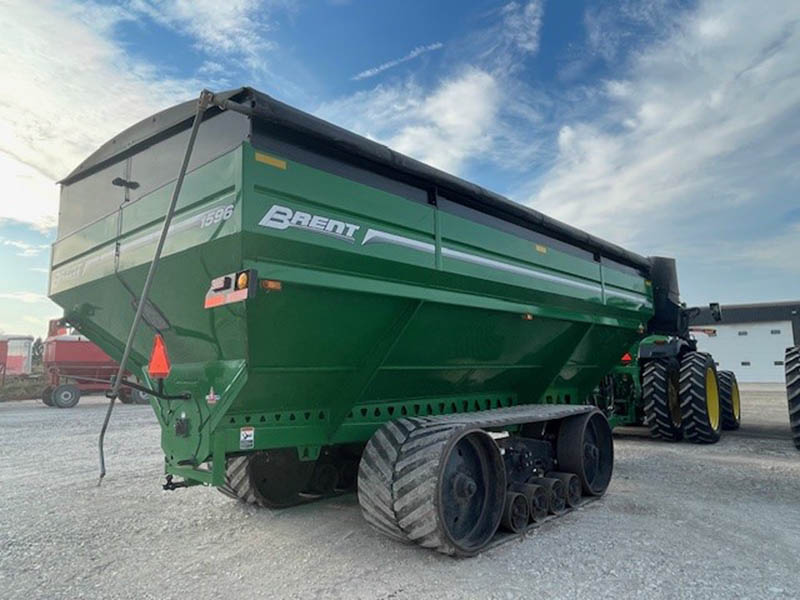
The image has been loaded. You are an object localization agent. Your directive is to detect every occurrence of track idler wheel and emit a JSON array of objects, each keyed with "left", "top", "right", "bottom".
[
  {"left": 220, "top": 449, "right": 315, "bottom": 509},
  {"left": 335, "top": 458, "right": 359, "bottom": 492},
  {"left": 548, "top": 471, "right": 582, "bottom": 508},
  {"left": 530, "top": 477, "right": 566, "bottom": 515},
  {"left": 500, "top": 492, "right": 529, "bottom": 533},
  {"left": 510, "top": 482, "right": 548, "bottom": 523},
  {"left": 557, "top": 410, "right": 614, "bottom": 496},
  {"left": 358, "top": 422, "right": 506, "bottom": 555},
  {"left": 305, "top": 461, "right": 339, "bottom": 495}
]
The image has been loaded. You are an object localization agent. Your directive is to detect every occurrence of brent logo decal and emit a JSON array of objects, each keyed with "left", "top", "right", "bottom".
[{"left": 258, "top": 204, "right": 360, "bottom": 243}]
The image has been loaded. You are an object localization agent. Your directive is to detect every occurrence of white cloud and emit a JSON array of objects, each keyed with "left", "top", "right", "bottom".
[
  {"left": 500, "top": 1, "right": 545, "bottom": 54},
  {"left": 584, "top": 0, "right": 675, "bottom": 62},
  {"left": 320, "top": 68, "right": 501, "bottom": 174},
  {"left": 0, "top": 152, "right": 59, "bottom": 231},
  {"left": 0, "top": 2, "right": 205, "bottom": 231},
  {"left": 527, "top": 0, "right": 800, "bottom": 278},
  {"left": 352, "top": 42, "right": 444, "bottom": 81},
  {"left": 469, "top": 1, "right": 546, "bottom": 75},
  {"left": 128, "top": 0, "right": 290, "bottom": 73},
  {"left": 0, "top": 292, "right": 49, "bottom": 304},
  {"left": 1, "top": 238, "right": 49, "bottom": 257}
]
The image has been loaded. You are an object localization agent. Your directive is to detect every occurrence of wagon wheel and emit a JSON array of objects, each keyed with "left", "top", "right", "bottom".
[
  {"left": 52, "top": 384, "right": 81, "bottom": 409},
  {"left": 118, "top": 388, "right": 134, "bottom": 404},
  {"left": 42, "top": 386, "right": 54, "bottom": 406}
]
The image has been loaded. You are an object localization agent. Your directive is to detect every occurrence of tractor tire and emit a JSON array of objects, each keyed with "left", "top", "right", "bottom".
[
  {"left": 679, "top": 352, "right": 722, "bottom": 444},
  {"left": 52, "top": 384, "right": 81, "bottom": 409},
  {"left": 642, "top": 357, "right": 682, "bottom": 441},
  {"left": 118, "top": 388, "right": 134, "bottom": 404},
  {"left": 42, "top": 386, "right": 54, "bottom": 407},
  {"left": 786, "top": 346, "right": 800, "bottom": 450},
  {"left": 718, "top": 370, "right": 741, "bottom": 431}
]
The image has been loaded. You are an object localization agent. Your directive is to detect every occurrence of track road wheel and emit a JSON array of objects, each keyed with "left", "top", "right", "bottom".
[
  {"left": 548, "top": 471, "right": 581, "bottom": 508},
  {"left": 530, "top": 477, "right": 566, "bottom": 515},
  {"left": 718, "top": 370, "right": 741, "bottom": 431},
  {"left": 510, "top": 482, "right": 547, "bottom": 523},
  {"left": 41, "top": 386, "right": 54, "bottom": 406},
  {"left": 500, "top": 492, "right": 529, "bottom": 533},
  {"left": 556, "top": 410, "right": 614, "bottom": 496},
  {"left": 52, "top": 384, "right": 80, "bottom": 408},
  {"left": 680, "top": 352, "right": 722, "bottom": 444},
  {"left": 786, "top": 346, "right": 800, "bottom": 450},
  {"left": 642, "top": 357, "right": 683, "bottom": 441}
]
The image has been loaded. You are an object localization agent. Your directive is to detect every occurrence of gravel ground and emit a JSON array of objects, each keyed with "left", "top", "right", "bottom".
[{"left": 1, "top": 386, "right": 798, "bottom": 600}]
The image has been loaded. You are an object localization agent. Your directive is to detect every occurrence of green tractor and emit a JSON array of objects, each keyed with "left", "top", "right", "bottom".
[{"left": 598, "top": 331, "right": 741, "bottom": 443}]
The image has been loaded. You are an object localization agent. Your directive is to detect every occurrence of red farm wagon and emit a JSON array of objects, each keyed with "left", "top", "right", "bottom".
[
  {"left": 0, "top": 338, "right": 7, "bottom": 388},
  {"left": 42, "top": 320, "right": 149, "bottom": 408}
]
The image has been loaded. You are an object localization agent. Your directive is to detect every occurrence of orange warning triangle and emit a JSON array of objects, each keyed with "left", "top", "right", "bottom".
[
  {"left": 620, "top": 352, "right": 633, "bottom": 364},
  {"left": 148, "top": 334, "right": 171, "bottom": 378}
]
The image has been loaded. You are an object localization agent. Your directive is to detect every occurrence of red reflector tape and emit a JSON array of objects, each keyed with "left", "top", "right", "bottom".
[
  {"left": 227, "top": 289, "right": 248, "bottom": 303},
  {"left": 204, "top": 288, "right": 249, "bottom": 309},
  {"left": 204, "top": 295, "right": 225, "bottom": 309}
]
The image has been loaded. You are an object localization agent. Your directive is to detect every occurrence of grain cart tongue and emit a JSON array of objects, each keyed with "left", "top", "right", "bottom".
[{"left": 51, "top": 87, "right": 663, "bottom": 555}]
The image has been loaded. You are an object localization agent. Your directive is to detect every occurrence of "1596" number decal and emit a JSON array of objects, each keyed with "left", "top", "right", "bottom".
[{"left": 200, "top": 204, "right": 234, "bottom": 228}]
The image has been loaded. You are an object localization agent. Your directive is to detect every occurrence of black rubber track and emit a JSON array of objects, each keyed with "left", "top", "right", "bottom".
[
  {"left": 357, "top": 418, "right": 420, "bottom": 543},
  {"left": 359, "top": 418, "right": 512, "bottom": 555},
  {"left": 220, "top": 452, "right": 319, "bottom": 508},
  {"left": 718, "top": 370, "right": 741, "bottom": 431},
  {"left": 219, "top": 456, "right": 256, "bottom": 502},
  {"left": 679, "top": 352, "right": 721, "bottom": 444},
  {"left": 358, "top": 405, "right": 594, "bottom": 550},
  {"left": 786, "top": 346, "right": 800, "bottom": 450},
  {"left": 642, "top": 357, "right": 682, "bottom": 441},
  {"left": 360, "top": 419, "right": 465, "bottom": 551}
]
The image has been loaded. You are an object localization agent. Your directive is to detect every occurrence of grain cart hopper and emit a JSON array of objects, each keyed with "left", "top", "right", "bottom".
[{"left": 48, "top": 88, "right": 720, "bottom": 555}]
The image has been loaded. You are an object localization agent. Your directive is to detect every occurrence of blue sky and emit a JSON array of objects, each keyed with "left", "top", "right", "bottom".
[{"left": 1, "top": 0, "right": 798, "bottom": 337}]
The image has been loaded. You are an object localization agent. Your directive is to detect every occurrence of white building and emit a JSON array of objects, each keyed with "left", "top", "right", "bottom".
[{"left": 690, "top": 301, "right": 799, "bottom": 383}]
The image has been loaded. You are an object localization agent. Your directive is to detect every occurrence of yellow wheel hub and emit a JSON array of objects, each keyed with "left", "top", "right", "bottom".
[
  {"left": 732, "top": 381, "right": 741, "bottom": 421},
  {"left": 705, "top": 367, "right": 720, "bottom": 431}
]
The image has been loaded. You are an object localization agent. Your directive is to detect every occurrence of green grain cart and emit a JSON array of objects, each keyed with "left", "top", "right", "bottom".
[{"left": 49, "top": 88, "right": 722, "bottom": 555}]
